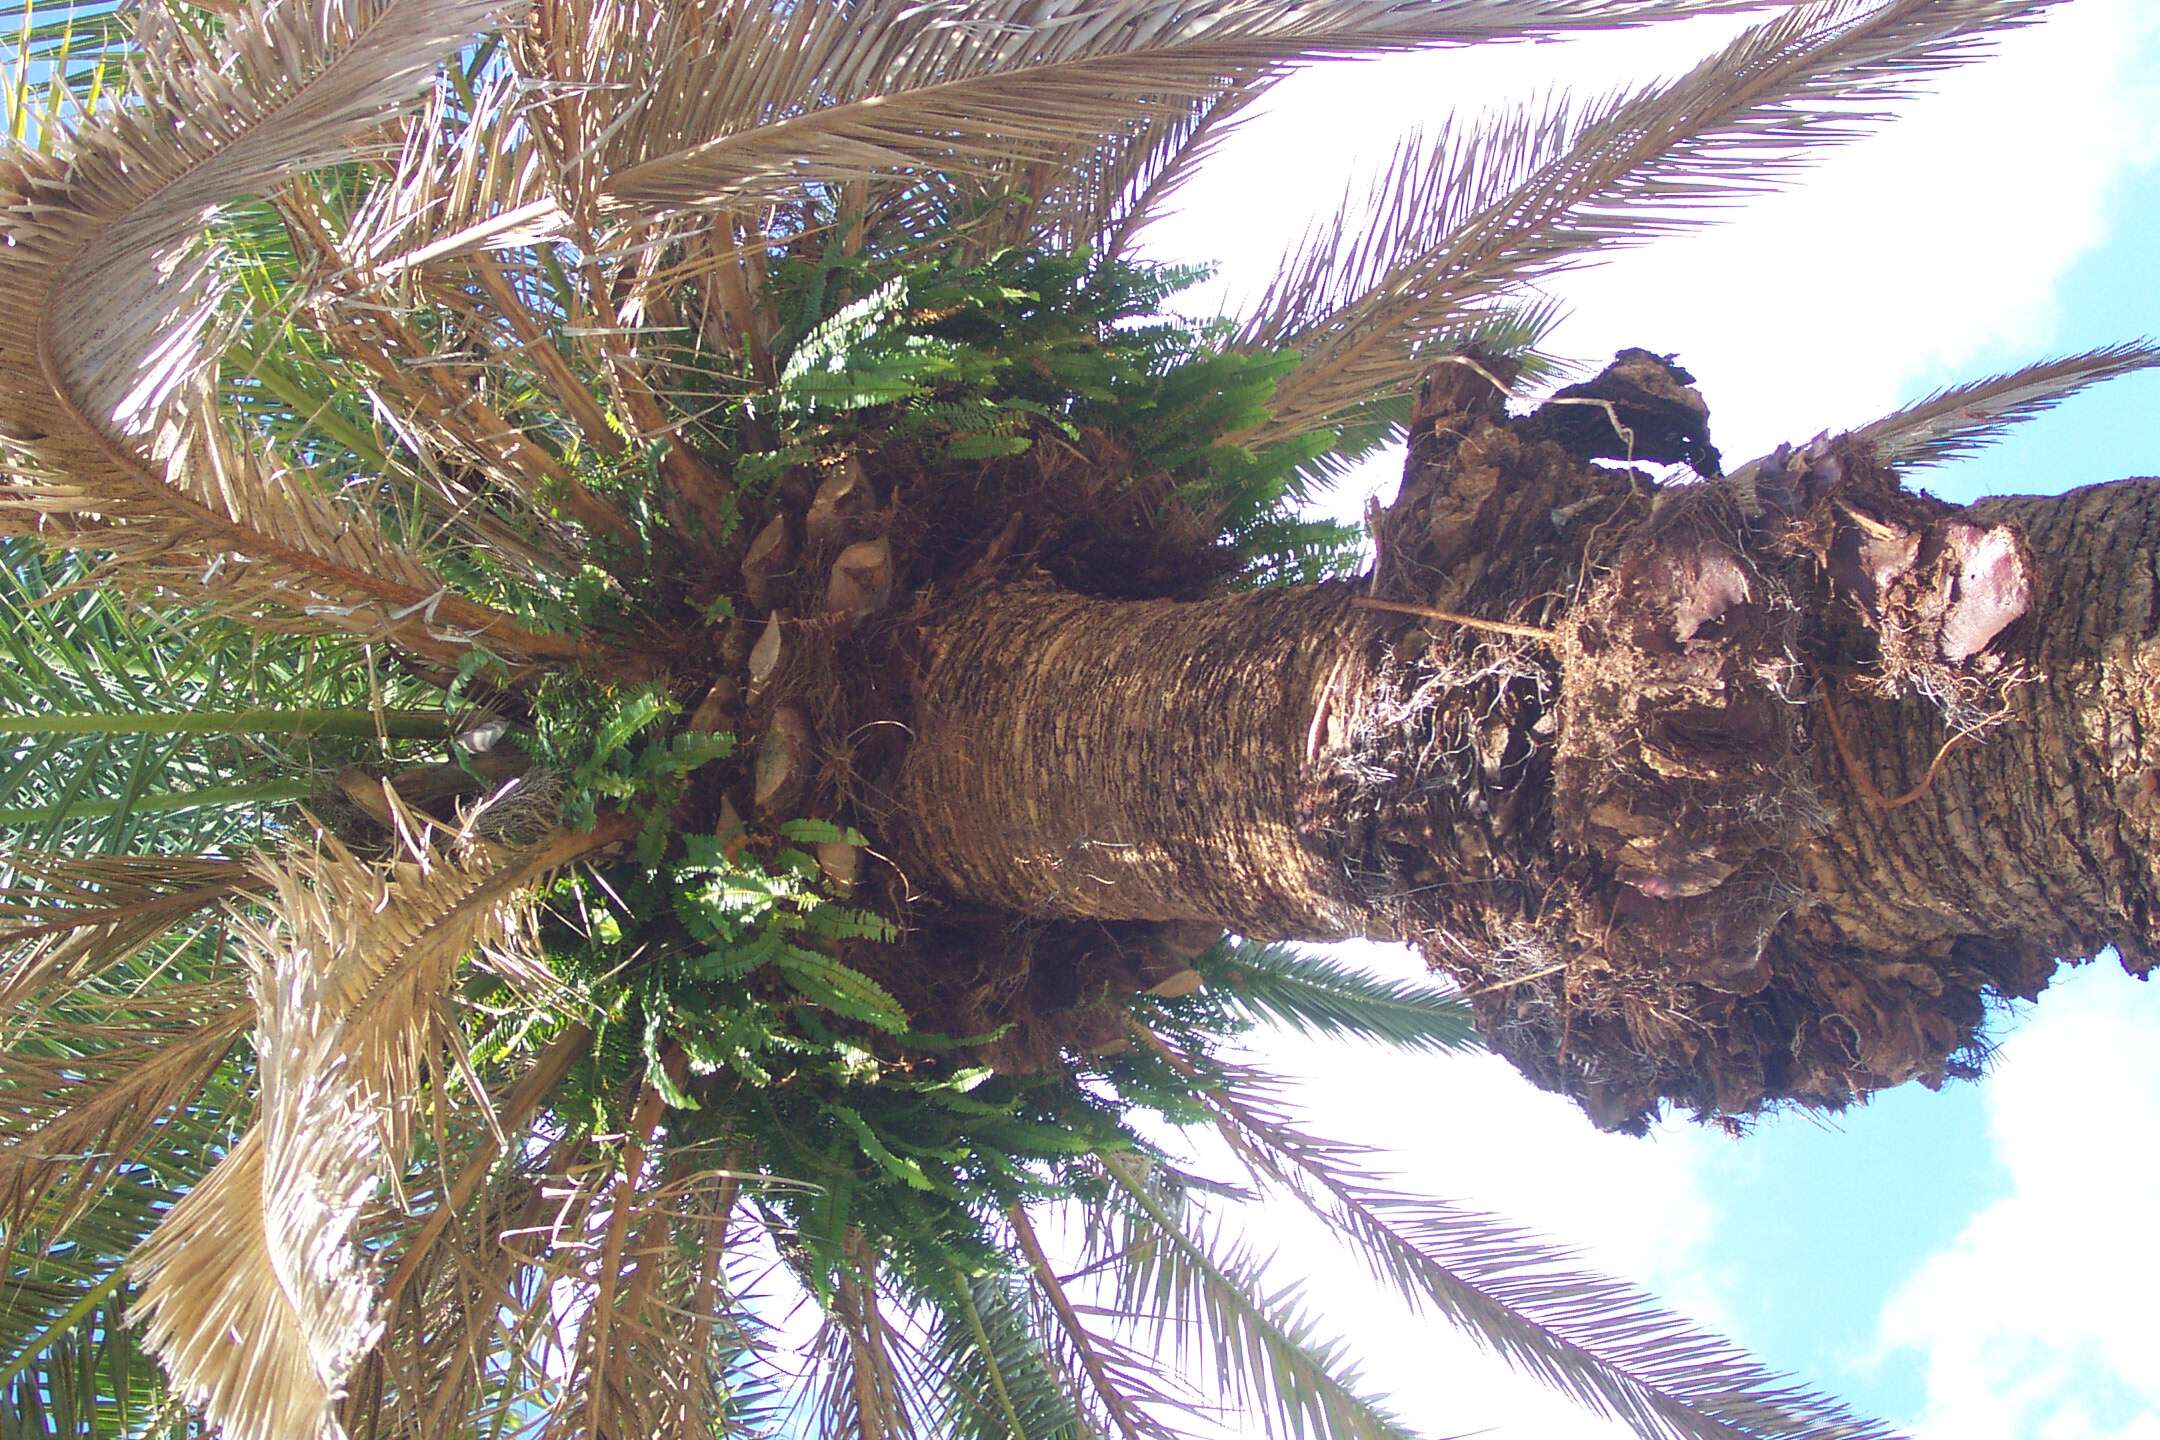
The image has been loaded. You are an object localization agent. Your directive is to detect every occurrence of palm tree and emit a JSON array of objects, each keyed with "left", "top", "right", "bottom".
[{"left": 1, "top": 0, "right": 2151, "bottom": 1436}]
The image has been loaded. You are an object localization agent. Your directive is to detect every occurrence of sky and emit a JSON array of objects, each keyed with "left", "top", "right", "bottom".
[{"left": 1134, "top": 3, "right": 2160, "bottom": 1437}]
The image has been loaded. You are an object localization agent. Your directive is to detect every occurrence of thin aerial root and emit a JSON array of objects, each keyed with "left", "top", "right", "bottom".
[
  {"left": 1814, "top": 676, "right": 1972, "bottom": 812},
  {"left": 1352, "top": 596, "right": 1558, "bottom": 644}
]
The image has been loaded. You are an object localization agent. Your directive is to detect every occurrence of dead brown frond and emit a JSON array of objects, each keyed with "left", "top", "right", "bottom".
[
  {"left": 670, "top": 1160, "right": 746, "bottom": 1438},
  {"left": 0, "top": 0, "right": 585, "bottom": 669},
  {"left": 575, "top": 1069, "right": 672, "bottom": 1439},
  {"left": 582, "top": 0, "right": 1768, "bottom": 223},
  {"left": 128, "top": 813, "right": 621, "bottom": 1440},
  {"left": 808, "top": 1235, "right": 923, "bottom": 1440},
  {"left": 0, "top": 851, "right": 256, "bottom": 1007},
  {"left": 0, "top": 995, "right": 254, "bottom": 1237},
  {"left": 334, "top": 69, "right": 565, "bottom": 278},
  {"left": 1094, "top": 73, "right": 1281, "bottom": 259},
  {"left": 505, "top": 1145, "right": 756, "bottom": 1440},
  {"left": 1840, "top": 340, "right": 2160, "bottom": 470},
  {"left": 374, "top": 1022, "right": 595, "bottom": 1316},
  {"left": 272, "top": 193, "right": 631, "bottom": 557},
  {"left": 352, "top": 1129, "right": 592, "bottom": 1439}
]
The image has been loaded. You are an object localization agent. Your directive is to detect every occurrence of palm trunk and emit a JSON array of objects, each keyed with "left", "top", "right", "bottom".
[
  {"left": 898, "top": 582, "right": 1381, "bottom": 940},
  {"left": 1791, "top": 478, "right": 2160, "bottom": 1003},
  {"left": 895, "top": 366, "right": 2160, "bottom": 1129}
]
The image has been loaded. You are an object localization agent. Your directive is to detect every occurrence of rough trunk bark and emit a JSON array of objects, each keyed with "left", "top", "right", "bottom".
[
  {"left": 1790, "top": 478, "right": 2160, "bottom": 1005},
  {"left": 894, "top": 358, "right": 2160, "bottom": 1129},
  {"left": 897, "top": 581, "right": 1384, "bottom": 940}
]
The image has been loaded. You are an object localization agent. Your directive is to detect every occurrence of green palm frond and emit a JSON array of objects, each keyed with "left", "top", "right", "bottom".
[
  {"left": 1717, "top": 342, "right": 2160, "bottom": 492},
  {"left": 0, "top": 1268, "right": 192, "bottom": 1437},
  {"left": 1008, "top": 1201, "right": 1185, "bottom": 1440},
  {"left": 1098, "top": 1153, "right": 1422, "bottom": 1440},
  {"left": 1251, "top": 0, "right": 2066, "bottom": 442},
  {"left": 0, "top": 0, "right": 134, "bottom": 150},
  {"left": 929, "top": 1267, "right": 1100, "bottom": 1440},
  {"left": 0, "top": 543, "right": 453, "bottom": 849},
  {"left": 1192, "top": 1063, "right": 1906, "bottom": 1440},
  {"left": 1193, "top": 941, "right": 1480, "bottom": 1054}
]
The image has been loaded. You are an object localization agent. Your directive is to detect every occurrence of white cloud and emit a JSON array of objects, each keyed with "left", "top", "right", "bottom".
[
  {"left": 1191, "top": 941, "right": 1733, "bottom": 1440},
  {"left": 1146, "top": 0, "right": 2160, "bottom": 469},
  {"left": 1875, "top": 962, "right": 2160, "bottom": 1440}
]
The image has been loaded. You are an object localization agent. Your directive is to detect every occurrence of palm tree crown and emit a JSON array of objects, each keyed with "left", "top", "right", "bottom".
[{"left": 1, "top": 1, "right": 2148, "bottom": 1437}]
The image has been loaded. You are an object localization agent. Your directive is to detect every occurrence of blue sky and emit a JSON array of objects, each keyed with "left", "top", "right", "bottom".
[
  {"left": 1692, "top": 135, "right": 2160, "bottom": 1437},
  {"left": 1139, "top": 3, "right": 2160, "bottom": 1435}
]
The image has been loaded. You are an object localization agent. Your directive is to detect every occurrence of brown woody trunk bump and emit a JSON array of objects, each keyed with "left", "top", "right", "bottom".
[{"left": 884, "top": 353, "right": 2160, "bottom": 1129}]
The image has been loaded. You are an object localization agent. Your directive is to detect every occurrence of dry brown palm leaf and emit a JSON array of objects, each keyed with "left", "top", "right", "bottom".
[
  {"left": 911, "top": 68, "right": 1280, "bottom": 259},
  {"left": 372, "top": 1023, "right": 594, "bottom": 1315},
  {"left": 664, "top": 1165, "right": 747, "bottom": 1438},
  {"left": 677, "top": 218, "right": 783, "bottom": 387},
  {"left": 335, "top": 70, "right": 566, "bottom": 277},
  {"left": 551, "top": 1165, "right": 745, "bottom": 1440},
  {"left": 804, "top": 1237, "right": 924, "bottom": 1440},
  {"left": 0, "top": 0, "right": 583, "bottom": 670},
  {"left": 128, "top": 814, "right": 623, "bottom": 1440},
  {"left": 511, "top": 1049, "right": 751, "bottom": 1440},
  {"left": 1093, "top": 72, "right": 1280, "bottom": 259},
  {"left": 344, "top": 1127, "right": 590, "bottom": 1440},
  {"left": 0, "top": 852, "right": 252, "bottom": 931},
  {"left": 1250, "top": 0, "right": 2066, "bottom": 444},
  {"left": 276, "top": 77, "right": 645, "bottom": 546},
  {"left": 473, "top": 1147, "right": 624, "bottom": 1433},
  {"left": 577, "top": 0, "right": 1770, "bottom": 223},
  {"left": 563, "top": 1069, "right": 673, "bottom": 1439},
  {"left": 0, "top": 851, "right": 256, "bottom": 1007}
]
